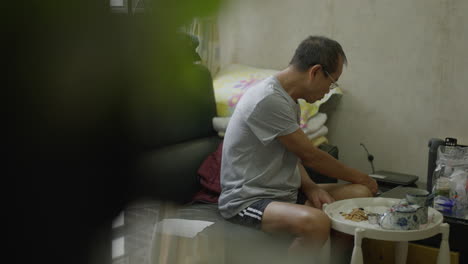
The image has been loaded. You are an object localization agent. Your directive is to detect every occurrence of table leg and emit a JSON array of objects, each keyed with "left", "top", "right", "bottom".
[
  {"left": 319, "top": 236, "right": 331, "bottom": 263},
  {"left": 395, "top": 241, "right": 408, "bottom": 264},
  {"left": 351, "top": 228, "right": 365, "bottom": 264},
  {"left": 437, "top": 223, "right": 450, "bottom": 264}
]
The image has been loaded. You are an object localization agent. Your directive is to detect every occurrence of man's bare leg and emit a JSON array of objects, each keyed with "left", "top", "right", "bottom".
[
  {"left": 318, "top": 183, "right": 373, "bottom": 201},
  {"left": 261, "top": 201, "right": 331, "bottom": 254},
  {"left": 260, "top": 184, "right": 372, "bottom": 260}
]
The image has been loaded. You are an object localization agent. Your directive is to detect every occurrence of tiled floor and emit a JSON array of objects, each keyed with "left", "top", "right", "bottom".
[{"left": 112, "top": 201, "right": 161, "bottom": 264}]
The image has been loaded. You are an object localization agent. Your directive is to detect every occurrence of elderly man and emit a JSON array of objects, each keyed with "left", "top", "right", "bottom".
[{"left": 218, "top": 36, "right": 378, "bottom": 254}]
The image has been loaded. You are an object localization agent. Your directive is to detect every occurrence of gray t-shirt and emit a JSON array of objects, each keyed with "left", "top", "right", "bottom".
[{"left": 218, "top": 76, "right": 301, "bottom": 218}]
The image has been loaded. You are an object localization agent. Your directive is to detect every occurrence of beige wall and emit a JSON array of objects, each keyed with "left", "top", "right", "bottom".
[{"left": 217, "top": 0, "right": 468, "bottom": 184}]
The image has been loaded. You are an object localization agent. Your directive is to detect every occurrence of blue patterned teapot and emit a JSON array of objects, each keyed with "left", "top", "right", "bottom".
[{"left": 379, "top": 201, "right": 423, "bottom": 230}]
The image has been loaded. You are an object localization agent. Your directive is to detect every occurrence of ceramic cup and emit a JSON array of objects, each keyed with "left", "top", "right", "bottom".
[
  {"left": 380, "top": 203, "right": 422, "bottom": 230},
  {"left": 406, "top": 189, "right": 430, "bottom": 224},
  {"left": 367, "top": 213, "right": 380, "bottom": 225}
]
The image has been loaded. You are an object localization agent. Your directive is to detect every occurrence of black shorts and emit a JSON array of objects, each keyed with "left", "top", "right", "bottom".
[
  {"left": 296, "top": 190, "right": 307, "bottom": 205},
  {"left": 227, "top": 199, "right": 273, "bottom": 229},
  {"left": 227, "top": 193, "right": 307, "bottom": 230}
]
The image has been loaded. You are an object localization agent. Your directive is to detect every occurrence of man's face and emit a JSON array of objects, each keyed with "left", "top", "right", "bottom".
[{"left": 304, "top": 56, "right": 343, "bottom": 103}]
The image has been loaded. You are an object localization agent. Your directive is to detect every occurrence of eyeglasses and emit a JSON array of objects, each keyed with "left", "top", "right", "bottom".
[{"left": 324, "top": 70, "right": 340, "bottom": 90}]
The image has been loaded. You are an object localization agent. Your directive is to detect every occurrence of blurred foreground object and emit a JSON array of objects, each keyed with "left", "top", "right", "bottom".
[{"left": 7, "top": 1, "right": 222, "bottom": 264}]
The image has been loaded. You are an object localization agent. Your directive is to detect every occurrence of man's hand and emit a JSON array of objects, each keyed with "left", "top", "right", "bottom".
[
  {"left": 357, "top": 175, "right": 379, "bottom": 195},
  {"left": 305, "top": 186, "right": 335, "bottom": 209}
]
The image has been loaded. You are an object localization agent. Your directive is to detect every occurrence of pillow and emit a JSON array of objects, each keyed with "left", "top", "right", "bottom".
[
  {"left": 212, "top": 64, "right": 342, "bottom": 126},
  {"left": 213, "top": 64, "right": 279, "bottom": 117}
]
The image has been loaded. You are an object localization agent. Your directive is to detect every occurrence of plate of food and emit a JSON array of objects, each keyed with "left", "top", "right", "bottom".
[{"left": 323, "top": 197, "right": 444, "bottom": 240}]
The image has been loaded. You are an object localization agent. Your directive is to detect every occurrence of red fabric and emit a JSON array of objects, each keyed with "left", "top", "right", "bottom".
[{"left": 191, "top": 142, "right": 223, "bottom": 203}]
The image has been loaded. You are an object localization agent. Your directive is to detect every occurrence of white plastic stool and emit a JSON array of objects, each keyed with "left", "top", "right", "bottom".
[
  {"left": 323, "top": 198, "right": 450, "bottom": 264},
  {"left": 350, "top": 223, "right": 450, "bottom": 264}
]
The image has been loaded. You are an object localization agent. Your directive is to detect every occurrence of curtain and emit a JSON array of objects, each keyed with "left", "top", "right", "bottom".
[{"left": 190, "top": 17, "right": 220, "bottom": 76}]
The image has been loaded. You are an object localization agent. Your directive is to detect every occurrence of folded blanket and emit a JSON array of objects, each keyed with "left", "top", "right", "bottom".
[
  {"left": 306, "top": 125, "right": 328, "bottom": 141},
  {"left": 299, "top": 99, "right": 319, "bottom": 129},
  {"left": 311, "top": 136, "right": 329, "bottom": 147},
  {"left": 302, "top": 112, "right": 327, "bottom": 134}
]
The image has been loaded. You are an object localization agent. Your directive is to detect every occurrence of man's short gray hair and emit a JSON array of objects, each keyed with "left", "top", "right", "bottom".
[{"left": 289, "top": 36, "right": 347, "bottom": 74}]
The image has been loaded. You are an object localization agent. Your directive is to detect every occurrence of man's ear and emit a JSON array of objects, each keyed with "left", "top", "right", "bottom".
[{"left": 308, "top": 64, "right": 322, "bottom": 80}]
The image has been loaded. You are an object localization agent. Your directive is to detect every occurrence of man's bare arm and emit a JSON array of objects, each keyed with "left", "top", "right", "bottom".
[
  {"left": 298, "top": 163, "right": 319, "bottom": 194},
  {"left": 298, "top": 163, "right": 334, "bottom": 208},
  {"left": 278, "top": 128, "right": 378, "bottom": 194}
]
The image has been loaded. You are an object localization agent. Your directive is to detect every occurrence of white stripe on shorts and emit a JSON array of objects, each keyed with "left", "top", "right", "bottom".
[
  {"left": 246, "top": 207, "right": 263, "bottom": 216},
  {"left": 243, "top": 211, "right": 261, "bottom": 220}
]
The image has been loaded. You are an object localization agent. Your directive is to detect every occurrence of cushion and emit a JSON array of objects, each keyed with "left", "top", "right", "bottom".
[
  {"left": 192, "top": 142, "right": 223, "bottom": 204},
  {"left": 212, "top": 64, "right": 342, "bottom": 129},
  {"left": 213, "top": 64, "right": 279, "bottom": 117}
]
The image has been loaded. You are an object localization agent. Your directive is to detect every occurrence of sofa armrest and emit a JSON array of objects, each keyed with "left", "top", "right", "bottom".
[
  {"left": 304, "top": 143, "right": 339, "bottom": 184},
  {"left": 135, "top": 136, "right": 221, "bottom": 203}
]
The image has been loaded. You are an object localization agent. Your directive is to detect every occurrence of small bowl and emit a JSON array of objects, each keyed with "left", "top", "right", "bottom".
[{"left": 367, "top": 213, "right": 381, "bottom": 224}]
